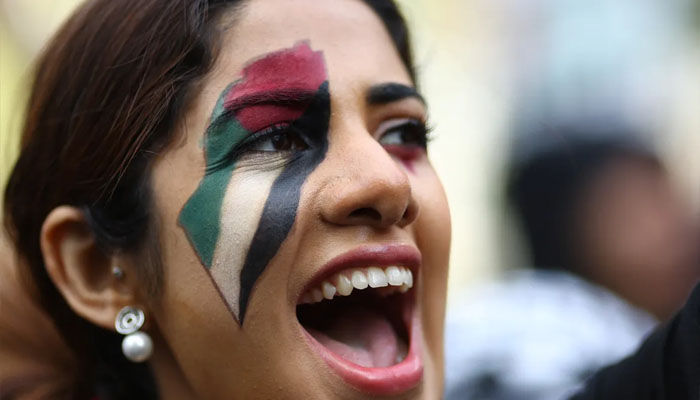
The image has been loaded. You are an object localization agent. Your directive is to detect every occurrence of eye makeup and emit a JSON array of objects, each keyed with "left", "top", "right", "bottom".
[
  {"left": 178, "top": 41, "right": 330, "bottom": 323},
  {"left": 377, "top": 118, "right": 431, "bottom": 172}
]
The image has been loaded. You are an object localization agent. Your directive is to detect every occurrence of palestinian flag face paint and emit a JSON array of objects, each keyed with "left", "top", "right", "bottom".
[{"left": 178, "top": 41, "right": 330, "bottom": 323}]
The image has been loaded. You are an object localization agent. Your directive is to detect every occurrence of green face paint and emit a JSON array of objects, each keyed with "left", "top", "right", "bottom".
[
  {"left": 178, "top": 42, "right": 329, "bottom": 323},
  {"left": 178, "top": 83, "right": 246, "bottom": 267}
]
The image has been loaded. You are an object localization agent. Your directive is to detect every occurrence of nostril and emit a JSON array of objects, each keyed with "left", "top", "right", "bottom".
[
  {"left": 400, "top": 202, "right": 417, "bottom": 226},
  {"left": 348, "top": 207, "right": 382, "bottom": 222}
]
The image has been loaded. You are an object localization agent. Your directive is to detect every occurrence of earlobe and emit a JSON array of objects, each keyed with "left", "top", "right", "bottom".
[{"left": 40, "top": 206, "right": 138, "bottom": 331}]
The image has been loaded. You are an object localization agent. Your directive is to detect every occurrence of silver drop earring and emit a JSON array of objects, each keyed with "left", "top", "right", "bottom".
[{"left": 115, "top": 306, "right": 153, "bottom": 362}]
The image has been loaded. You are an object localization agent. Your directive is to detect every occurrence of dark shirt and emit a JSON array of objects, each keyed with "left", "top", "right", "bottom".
[{"left": 571, "top": 282, "right": 700, "bottom": 400}]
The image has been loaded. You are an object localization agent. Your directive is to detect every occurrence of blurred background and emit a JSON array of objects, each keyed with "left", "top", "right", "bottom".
[
  {"left": 1, "top": 0, "right": 699, "bottom": 298},
  {"left": 399, "top": 0, "right": 699, "bottom": 296},
  {"left": 1, "top": 0, "right": 699, "bottom": 398}
]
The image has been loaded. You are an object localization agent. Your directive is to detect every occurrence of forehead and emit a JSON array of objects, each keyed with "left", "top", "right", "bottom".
[{"left": 205, "top": 0, "right": 412, "bottom": 97}]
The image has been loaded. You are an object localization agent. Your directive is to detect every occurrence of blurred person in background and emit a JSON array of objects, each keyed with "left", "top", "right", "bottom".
[
  {"left": 510, "top": 133, "right": 698, "bottom": 321},
  {"left": 445, "top": 131, "right": 699, "bottom": 400}
]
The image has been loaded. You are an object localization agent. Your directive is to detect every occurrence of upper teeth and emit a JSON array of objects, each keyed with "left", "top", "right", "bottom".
[{"left": 300, "top": 266, "right": 414, "bottom": 304}]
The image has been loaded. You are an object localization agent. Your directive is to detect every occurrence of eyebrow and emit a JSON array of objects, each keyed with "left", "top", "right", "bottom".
[
  {"left": 207, "top": 87, "right": 317, "bottom": 130},
  {"left": 224, "top": 88, "right": 317, "bottom": 113},
  {"left": 366, "top": 83, "right": 425, "bottom": 105}
]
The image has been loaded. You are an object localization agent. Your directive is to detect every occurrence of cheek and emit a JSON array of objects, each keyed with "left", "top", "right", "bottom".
[
  {"left": 413, "top": 165, "right": 451, "bottom": 263},
  {"left": 411, "top": 166, "right": 450, "bottom": 361},
  {"left": 148, "top": 172, "right": 243, "bottom": 394},
  {"left": 208, "top": 168, "right": 282, "bottom": 319},
  {"left": 150, "top": 165, "right": 285, "bottom": 397},
  {"left": 416, "top": 179, "right": 450, "bottom": 305},
  {"left": 156, "top": 226, "right": 322, "bottom": 398}
]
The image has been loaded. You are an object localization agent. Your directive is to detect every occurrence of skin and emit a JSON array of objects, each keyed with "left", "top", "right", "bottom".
[{"left": 147, "top": 0, "right": 451, "bottom": 398}]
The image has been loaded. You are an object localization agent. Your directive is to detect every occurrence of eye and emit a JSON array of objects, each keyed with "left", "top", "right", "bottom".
[
  {"left": 206, "top": 123, "right": 309, "bottom": 173},
  {"left": 241, "top": 123, "right": 309, "bottom": 154},
  {"left": 377, "top": 119, "right": 430, "bottom": 149}
]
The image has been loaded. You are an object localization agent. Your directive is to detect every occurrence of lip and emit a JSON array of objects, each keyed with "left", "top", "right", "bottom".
[{"left": 298, "top": 244, "right": 424, "bottom": 395}]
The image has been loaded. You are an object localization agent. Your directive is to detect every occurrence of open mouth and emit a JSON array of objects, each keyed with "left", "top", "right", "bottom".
[
  {"left": 298, "top": 266, "right": 413, "bottom": 367},
  {"left": 296, "top": 246, "right": 423, "bottom": 395}
]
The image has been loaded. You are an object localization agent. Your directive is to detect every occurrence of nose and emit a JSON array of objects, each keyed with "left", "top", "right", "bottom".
[{"left": 319, "top": 136, "right": 419, "bottom": 230}]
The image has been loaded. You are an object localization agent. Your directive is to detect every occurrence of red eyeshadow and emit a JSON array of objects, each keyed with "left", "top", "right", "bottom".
[{"left": 382, "top": 145, "right": 424, "bottom": 173}]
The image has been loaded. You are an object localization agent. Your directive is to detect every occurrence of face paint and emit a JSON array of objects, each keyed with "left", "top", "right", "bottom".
[
  {"left": 368, "top": 84, "right": 427, "bottom": 174},
  {"left": 179, "top": 42, "right": 329, "bottom": 323},
  {"left": 377, "top": 118, "right": 429, "bottom": 174}
]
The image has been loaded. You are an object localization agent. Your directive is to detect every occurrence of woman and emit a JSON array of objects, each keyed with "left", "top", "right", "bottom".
[
  {"left": 5, "top": 0, "right": 700, "bottom": 399},
  {"left": 3, "top": 0, "right": 450, "bottom": 398}
]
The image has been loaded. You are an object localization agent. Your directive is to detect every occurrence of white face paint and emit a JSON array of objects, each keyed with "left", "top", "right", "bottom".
[{"left": 209, "top": 166, "right": 283, "bottom": 319}]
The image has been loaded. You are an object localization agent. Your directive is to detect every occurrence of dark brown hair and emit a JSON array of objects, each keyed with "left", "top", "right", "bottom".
[
  {"left": 4, "top": 1, "right": 241, "bottom": 397},
  {"left": 3, "top": 0, "right": 415, "bottom": 397}
]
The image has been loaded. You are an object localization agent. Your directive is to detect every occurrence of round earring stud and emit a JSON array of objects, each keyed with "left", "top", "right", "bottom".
[
  {"left": 115, "top": 306, "right": 153, "bottom": 362},
  {"left": 112, "top": 266, "right": 124, "bottom": 280}
]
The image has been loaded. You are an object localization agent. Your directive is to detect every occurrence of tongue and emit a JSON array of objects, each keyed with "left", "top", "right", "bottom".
[{"left": 307, "top": 308, "right": 399, "bottom": 368}]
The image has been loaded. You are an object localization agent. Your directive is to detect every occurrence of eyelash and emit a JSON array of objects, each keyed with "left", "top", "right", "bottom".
[
  {"left": 208, "top": 118, "right": 434, "bottom": 174},
  {"left": 237, "top": 119, "right": 434, "bottom": 157},
  {"left": 377, "top": 119, "right": 434, "bottom": 149},
  {"left": 206, "top": 123, "right": 305, "bottom": 174},
  {"left": 242, "top": 123, "right": 306, "bottom": 151}
]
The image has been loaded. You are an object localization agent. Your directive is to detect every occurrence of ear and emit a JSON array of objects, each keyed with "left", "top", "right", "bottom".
[{"left": 40, "top": 206, "right": 140, "bottom": 331}]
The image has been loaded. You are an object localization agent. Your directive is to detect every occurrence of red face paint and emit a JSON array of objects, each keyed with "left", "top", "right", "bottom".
[{"left": 224, "top": 41, "right": 327, "bottom": 133}]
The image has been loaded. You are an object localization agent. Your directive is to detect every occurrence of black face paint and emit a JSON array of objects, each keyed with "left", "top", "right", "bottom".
[{"left": 238, "top": 81, "right": 330, "bottom": 322}]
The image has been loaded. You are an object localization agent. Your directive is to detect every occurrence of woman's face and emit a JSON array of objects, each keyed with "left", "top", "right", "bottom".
[{"left": 149, "top": 0, "right": 450, "bottom": 398}]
